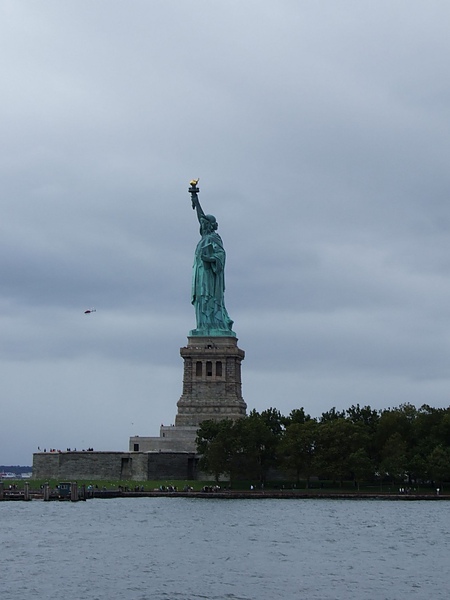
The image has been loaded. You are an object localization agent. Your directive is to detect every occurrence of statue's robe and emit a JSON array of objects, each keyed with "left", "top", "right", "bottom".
[{"left": 191, "top": 230, "right": 233, "bottom": 334}]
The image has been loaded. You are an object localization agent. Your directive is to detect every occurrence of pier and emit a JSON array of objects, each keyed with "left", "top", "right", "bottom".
[{"left": 0, "top": 481, "right": 87, "bottom": 501}]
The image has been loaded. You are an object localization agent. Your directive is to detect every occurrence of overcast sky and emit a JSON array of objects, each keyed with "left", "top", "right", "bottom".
[{"left": 2, "top": 1, "right": 450, "bottom": 465}]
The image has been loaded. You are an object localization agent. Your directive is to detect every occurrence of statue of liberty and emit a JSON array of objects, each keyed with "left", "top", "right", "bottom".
[{"left": 188, "top": 180, "right": 235, "bottom": 337}]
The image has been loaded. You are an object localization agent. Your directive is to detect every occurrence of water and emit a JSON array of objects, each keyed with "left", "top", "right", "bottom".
[{"left": 1, "top": 498, "right": 449, "bottom": 599}]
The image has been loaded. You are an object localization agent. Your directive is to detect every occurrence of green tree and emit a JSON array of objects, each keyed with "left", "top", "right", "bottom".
[
  {"left": 408, "top": 452, "right": 428, "bottom": 489},
  {"left": 320, "top": 407, "right": 345, "bottom": 423},
  {"left": 380, "top": 432, "right": 408, "bottom": 487},
  {"left": 236, "top": 412, "right": 279, "bottom": 483},
  {"left": 258, "top": 408, "right": 285, "bottom": 438},
  {"left": 438, "top": 411, "right": 450, "bottom": 446},
  {"left": 375, "top": 404, "right": 417, "bottom": 481},
  {"left": 315, "top": 419, "right": 367, "bottom": 486},
  {"left": 196, "top": 414, "right": 279, "bottom": 486},
  {"left": 346, "top": 404, "right": 379, "bottom": 473},
  {"left": 279, "top": 419, "right": 318, "bottom": 487},
  {"left": 346, "top": 404, "right": 380, "bottom": 429},
  {"left": 283, "top": 408, "right": 312, "bottom": 427},
  {"left": 196, "top": 419, "right": 235, "bottom": 483},
  {"left": 409, "top": 405, "right": 447, "bottom": 483},
  {"left": 348, "top": 448, "right": 374, "bottom": 491},
  {"left": 377, "top": 404, "right": 417, "bottom": 446},
  {"left": 427, "top": 445, "right": 450, "bottom": 491}
]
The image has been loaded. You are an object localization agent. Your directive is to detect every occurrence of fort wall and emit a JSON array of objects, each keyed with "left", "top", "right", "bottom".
[{"left": 32, "top": 451, "right": 197, "bottom": 481}]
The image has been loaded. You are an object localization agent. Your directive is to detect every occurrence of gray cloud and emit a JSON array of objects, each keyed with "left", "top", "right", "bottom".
[{"left": 1, "top": 1, "right": 450, "bottom": 464}]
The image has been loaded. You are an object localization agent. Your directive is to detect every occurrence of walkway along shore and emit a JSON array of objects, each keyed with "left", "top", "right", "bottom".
[
  {"left": 1, "top": 482, "right": 448, "bottom": 501},
  {"left": 91, "top": 489, "right": 450, "bottom": 500}
]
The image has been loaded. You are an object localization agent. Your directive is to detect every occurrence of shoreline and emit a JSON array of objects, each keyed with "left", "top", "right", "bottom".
[
  {"left": 91, "top": 490, "right": 450, "bottom": 501},
  {"left": 2, "top": 488, "right": 448, "bottom": 501}
]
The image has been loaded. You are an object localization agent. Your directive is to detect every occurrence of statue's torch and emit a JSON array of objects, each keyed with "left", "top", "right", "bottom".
[{"left": 189, "top": 178, "right": 200, "bottom": 209}]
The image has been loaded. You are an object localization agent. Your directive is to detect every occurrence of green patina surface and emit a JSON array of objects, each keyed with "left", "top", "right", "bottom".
[{"left": 189, "top": 182, "right": 235, "bottom": 337}]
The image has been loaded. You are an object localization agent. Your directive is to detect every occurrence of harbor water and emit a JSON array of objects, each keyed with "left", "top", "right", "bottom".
[{"left": 2, "top": 497, "right": 449, "bottom": 599}]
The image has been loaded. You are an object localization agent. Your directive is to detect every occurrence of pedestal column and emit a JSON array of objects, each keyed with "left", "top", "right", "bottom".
[{"left": 175, "top": 336, "right": 247, "bottom": 427}]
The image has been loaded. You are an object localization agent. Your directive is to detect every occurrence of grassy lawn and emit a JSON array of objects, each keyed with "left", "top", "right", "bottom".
[{"left": 2, "top": 478, "right": 444, "bottom": 495}]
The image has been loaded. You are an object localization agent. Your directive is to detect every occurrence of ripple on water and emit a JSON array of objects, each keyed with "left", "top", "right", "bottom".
[{"left": 0, "top": 498, "right": 449, "bottom": 600}]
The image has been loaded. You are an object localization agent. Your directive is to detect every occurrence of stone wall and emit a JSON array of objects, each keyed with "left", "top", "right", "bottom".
[
  {"left": 147, "top": 452, "right": 197, "bottom": 479},
  {"left": 130, "top": 426, "right": 198, "bottom": 453},
  {"left": 32, "top": 451, "right": 197, "bottom": 481}
]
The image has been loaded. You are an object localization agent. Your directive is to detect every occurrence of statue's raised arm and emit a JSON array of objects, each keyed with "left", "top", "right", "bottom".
[
  {"left": 187, "top": 179, "right": 235, "bottom": 337},
  {"left": 189, "top": 179, "right": 205, "bottom": 224}
]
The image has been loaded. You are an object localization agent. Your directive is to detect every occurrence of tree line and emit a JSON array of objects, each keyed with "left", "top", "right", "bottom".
[{"left": 195, "top": 404, "right": 450, "bottom": 489}]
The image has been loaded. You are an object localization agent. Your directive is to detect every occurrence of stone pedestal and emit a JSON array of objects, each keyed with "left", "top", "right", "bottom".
[
  {"left": 128, "top": 335, "right": 247, "bottom": 455},
  {"left": 176, "top": 336, "right": 247, "bottom": 427}
]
